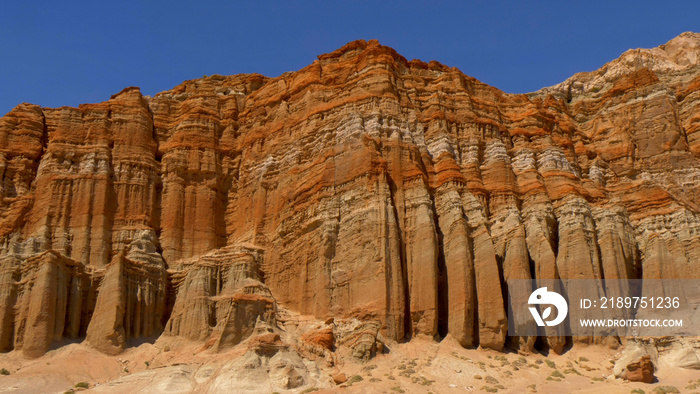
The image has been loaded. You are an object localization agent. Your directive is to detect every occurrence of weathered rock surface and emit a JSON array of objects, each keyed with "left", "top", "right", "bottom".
[
  {"left": 209, "top": 332, "right": 317, "bottom": 392},
  {"left": 622, "top": 355, "right": 655, "bottom": 383},
  {"left": 0, "top": 33, "right": 699, "bottom": 358}
]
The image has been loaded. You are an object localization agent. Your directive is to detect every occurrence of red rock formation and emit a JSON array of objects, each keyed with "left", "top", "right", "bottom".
[
  {"left": 622, "top": 355, "right": 655, "bottom": 383},
  {"left": 0, "top": 33, "right": 699, "bottom": 357}
]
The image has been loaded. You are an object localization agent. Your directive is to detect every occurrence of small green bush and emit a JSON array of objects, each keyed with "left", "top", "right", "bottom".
[
  {"left": 652, "top": 386, "right": 679, "bottom": 394},
  {"left": 349, "top": 375, "right": 363, "bottom": 383},
  {"left": 550, "top": 371, "right": 565, "bottom": 379},
  {"left": 563, "top": 368, "right": 581, "bottom": 375},
  {"left": 74, "top": 382, "right": 89, "bottom": 389}
]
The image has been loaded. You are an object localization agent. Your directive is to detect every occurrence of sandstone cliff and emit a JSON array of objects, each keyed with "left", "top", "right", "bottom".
[{"left": 0, "top": 33, "right": 699, "bottom": 358}]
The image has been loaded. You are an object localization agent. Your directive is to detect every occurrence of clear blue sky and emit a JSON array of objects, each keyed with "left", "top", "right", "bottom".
[{"left": 2, "top": 1, "right": 699, "bottom": 115}]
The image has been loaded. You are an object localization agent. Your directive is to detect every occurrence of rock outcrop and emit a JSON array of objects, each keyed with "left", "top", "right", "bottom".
[
  {"left": 622, "top": 355, "right": 655, "bottom": 383},
  {"left": 0, "top": 33, "right": 699, "bottom": 358}
]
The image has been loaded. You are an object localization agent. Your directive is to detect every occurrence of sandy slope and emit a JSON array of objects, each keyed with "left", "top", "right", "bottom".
[{"left": 0, "top": 335, "right": 697, "bottom": 393}]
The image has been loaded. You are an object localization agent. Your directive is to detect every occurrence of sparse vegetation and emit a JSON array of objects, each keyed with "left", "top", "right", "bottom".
[
  {"left": 547, "top": 370, "right": 565, "bottom": 382},
  {"left": 481, "top": 386, "right": 499, "bottom": 393},
  {"left": 591, "top": 377, "right": 604, "bottom": 382},
  {"left": 74, "top": 382, "right": 89, "bottom": 389},
  {"left": 485, "top": 376, "right": 499, "bottom": 384},
  {"left": 652, "top": 386, "right": 679, "bottom": 394},
  {"left": 512, "top": 357, "right": 527, "bottom": 367},
  {"left": 631, "top": 389, "right": 645, "bottom": 394},
  {"left": 494, "top": 355, "right": 509, "bottom": 367},
  {"left": 563, "top": 368, "right": 581, "bottom": 375},
  {"left": 348, "top": 375, "right": 363, "bottom": 384},
  {"left": 0, "top": 368, "right": 9, "bottom": 376},
  {"left": 411, "top": 376, "right": 434, "bottom": 386},
  {"left": 144, "top": 361, "right": 150, "bottom": 367},
  {"left": 579, "top": 356, "right": 589, "bottom": 362},
  {"left": 391, "top": 386, "right": 405, "bottom": 393},
  {"left": 550, "top": 371, "right": 565, "bottom": 379},
  {"left": 398, "top": 367, "right": 416, "bottom": 378},
  {"left": 545, "top": 360, "right": 556, "bottom": 369}
]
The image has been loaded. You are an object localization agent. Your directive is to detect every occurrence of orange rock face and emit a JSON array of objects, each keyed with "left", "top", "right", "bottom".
[
  {"left": 0, "top": 34, "right": 699, "bottom": 356},
  {"left": 622, "top": 355, "right": 655, "bottom": 383}
]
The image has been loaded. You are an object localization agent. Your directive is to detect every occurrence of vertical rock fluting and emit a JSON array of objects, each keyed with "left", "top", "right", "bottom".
[
  {"left": 86, "top": 231, "right": 167, "bottom": 355},
  {"left": 11, "top": 251, "right": 90, "bottom": 358},
  {"left": 0, "top": 34, "right": 699, "bottom": 356},
  {"left": 164, "top": 245, "right": 276, "bottom": 350}
]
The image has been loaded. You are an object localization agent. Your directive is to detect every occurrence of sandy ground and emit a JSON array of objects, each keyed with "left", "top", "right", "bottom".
[{"left": 0, "top": 335, "right": 698, "bottom": 393}]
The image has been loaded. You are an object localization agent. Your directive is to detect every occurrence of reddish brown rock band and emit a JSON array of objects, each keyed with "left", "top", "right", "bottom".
[{"left": 0, "top": 36, "right": 699, "bottom": 358}]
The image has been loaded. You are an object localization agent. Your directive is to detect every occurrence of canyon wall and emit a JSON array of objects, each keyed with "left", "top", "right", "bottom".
[{"left": 0, "top": 33, "right": 699, "bottom": 357}]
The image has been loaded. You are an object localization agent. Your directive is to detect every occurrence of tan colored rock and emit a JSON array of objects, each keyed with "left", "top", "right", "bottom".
[
  {"left": 209, "top": 279, "right": 277, "bottom": 351},
  {"left": 334, "top": 319, "right": 382, "bottom": 361},
  {"left": 208, "top": 332, "right": 313, "bottom": 392},
  {"left": 13, "top": 251, "right": 89, "bottom": 358},
  {"left": 164, "top": 245, "right": 276, "bottom": 351},
  {"left": 85, "top": 250, "right": 166, "bottom": 355}
]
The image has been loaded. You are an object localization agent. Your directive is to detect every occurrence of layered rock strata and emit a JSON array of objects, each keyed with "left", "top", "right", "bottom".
[{"left": 0, "top": 33, "right": 699, "bottom": 357}]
